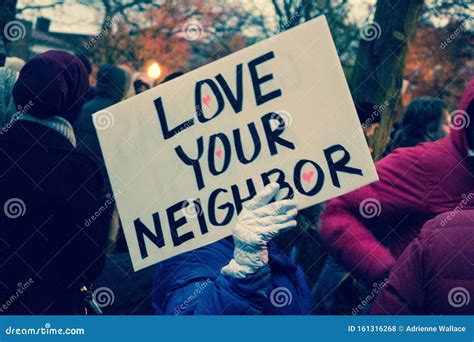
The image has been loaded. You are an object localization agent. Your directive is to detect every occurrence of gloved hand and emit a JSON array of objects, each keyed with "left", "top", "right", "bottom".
[{"left": 221, "top": 183, "right": 298, "bottom": 278}]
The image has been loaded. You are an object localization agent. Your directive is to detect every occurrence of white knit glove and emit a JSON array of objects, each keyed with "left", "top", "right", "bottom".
[{"left": 221, "top": 183, "right": 298, "bottom": 278}]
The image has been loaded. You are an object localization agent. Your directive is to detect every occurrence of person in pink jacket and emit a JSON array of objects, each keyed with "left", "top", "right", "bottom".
[
  {"left": 320, "top": 77, "right": 474, "bottom": 286},
  {"left": 371, "top": 209, "right": 474, "bottom": 315}
]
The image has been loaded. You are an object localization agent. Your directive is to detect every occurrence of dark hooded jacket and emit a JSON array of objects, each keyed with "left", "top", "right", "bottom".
[
  {"left": 74, "top": 64, "right": 130, "bottom": 196},
  {"left": 0, "top": 51, "right": 108, "bottom": 314},
  {"left": 320, "top": 78, "right": 474, "bottom": 284}
]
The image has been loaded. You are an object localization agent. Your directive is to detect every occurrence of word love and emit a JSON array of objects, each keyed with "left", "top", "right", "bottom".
[{"left": 155, "top": 51, "right": 281, "bottom": 140}]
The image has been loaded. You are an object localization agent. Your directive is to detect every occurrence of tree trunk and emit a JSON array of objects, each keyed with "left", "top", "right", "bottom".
[{"left": 350, "top": 0, "right": 423, "bottom": 160}]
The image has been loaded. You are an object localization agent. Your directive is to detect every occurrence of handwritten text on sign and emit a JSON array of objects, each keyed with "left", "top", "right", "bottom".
[{"left": 94, "top": 16, "right": 378, "bottom": 271}]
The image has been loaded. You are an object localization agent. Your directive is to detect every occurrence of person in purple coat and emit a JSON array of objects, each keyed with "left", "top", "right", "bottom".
[{"left": 371, "top": 209, "right": 474, "bottom": 315}]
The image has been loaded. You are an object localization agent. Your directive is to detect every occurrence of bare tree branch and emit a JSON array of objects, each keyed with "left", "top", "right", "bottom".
[{"left": 16, "top": 0, "right": 62, "bottom": 13}]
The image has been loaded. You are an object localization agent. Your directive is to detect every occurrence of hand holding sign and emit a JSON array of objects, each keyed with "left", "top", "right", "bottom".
[
  {"left": 94, "top": 16, "right": 378, "bottom": 271},
  {"left": 221, "top": 182, "right": 298, "bottom": 278}
]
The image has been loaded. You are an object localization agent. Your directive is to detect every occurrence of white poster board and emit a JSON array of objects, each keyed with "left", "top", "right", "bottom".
[{"left": 94, "top": 16, "right": 378, "bottom": 271}]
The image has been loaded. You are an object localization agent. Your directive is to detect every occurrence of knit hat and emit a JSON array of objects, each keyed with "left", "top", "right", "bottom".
[{"left": 12, "top": 50, "right": 89, "bottom": 124}]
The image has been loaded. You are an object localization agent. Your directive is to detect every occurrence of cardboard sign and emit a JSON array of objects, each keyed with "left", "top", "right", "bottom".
[{"left": 94, "top": 16, "right": 378, "bottom": 271}]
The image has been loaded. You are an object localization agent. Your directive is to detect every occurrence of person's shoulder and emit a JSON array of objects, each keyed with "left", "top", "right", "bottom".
[
  {"left": 68, "top": 149, "right": 101, "bottom": 176},
  {"left": 80, "top": 98, "right": 98, "bottom": 113},
  {"left": 155, "top": 238, "right": 234, "bottom": 280},
  {"left": 152, "top": 242, "right": 233, "bottom": 314},
  {"left": 69, "top": 148, "right": 100, "bottom": 169},
  {"left": 55, "top": 148, "right": 103, "bottom": 189},
  {"left": 74, "top": 103, "right": 96, "bottom": 131},
  {"left": 420, "top": 209, "right": 474, "bottom": 243},
  {"left": 75, "top": 98, "right": 115, "bottom": 132},
  {"left": 379, "top": 141, "right": 430, "bottom": 165},
  {"left": 167, "top": 239, "right": 233, "bottom": 268},
  {"left": 417, "top": 210, "right": 474, "bottom": 282},
  {"left": 376, "top": 139, "right": 445, "bottom": 179}
]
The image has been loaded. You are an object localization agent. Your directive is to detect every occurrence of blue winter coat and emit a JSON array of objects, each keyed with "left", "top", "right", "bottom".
[{"left": 152, "top": 238, "right": 312, "bottom": 315}]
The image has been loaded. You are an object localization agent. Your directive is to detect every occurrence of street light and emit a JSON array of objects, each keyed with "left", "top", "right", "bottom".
[{"left": 147, "top": 62, "right": 161, "bottom": 81}]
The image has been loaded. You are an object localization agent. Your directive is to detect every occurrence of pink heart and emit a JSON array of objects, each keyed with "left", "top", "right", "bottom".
[
  {"left": 215, "top": 149, "right": 222, "bottom": 158},
  {"left": 302, "top": 170, "right": 315, "bottom": 183},
  {"left": 202, "top": 95, "right": 211, "bottom": 107}
]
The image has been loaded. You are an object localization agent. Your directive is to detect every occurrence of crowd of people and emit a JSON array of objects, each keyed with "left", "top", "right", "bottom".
[{"left": 0, "top": 47, "right": 472, "bottom": 315}]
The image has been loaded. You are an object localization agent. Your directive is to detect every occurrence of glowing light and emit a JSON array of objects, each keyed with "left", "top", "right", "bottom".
[{"left": 147, "top": 62, "right": 161, "bottom": 80}]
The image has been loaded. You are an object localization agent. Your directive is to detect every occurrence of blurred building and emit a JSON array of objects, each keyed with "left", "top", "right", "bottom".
[{"left": 8, "top": 17, "right": 92, "bottom": 61}]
